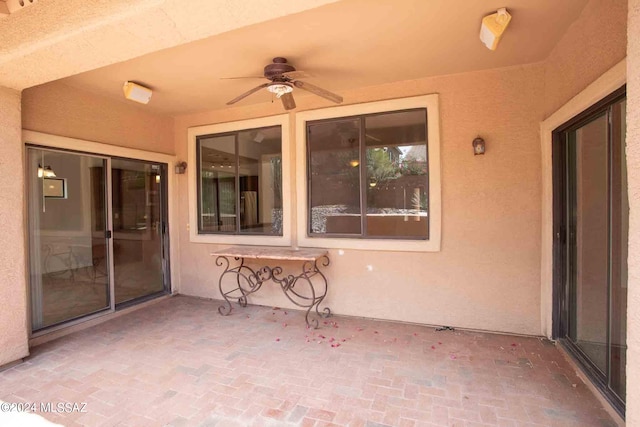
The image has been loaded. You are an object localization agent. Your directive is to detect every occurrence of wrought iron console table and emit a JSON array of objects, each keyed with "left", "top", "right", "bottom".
[{"left": 210, "top": 246, "right": 331, "bottom": 328}]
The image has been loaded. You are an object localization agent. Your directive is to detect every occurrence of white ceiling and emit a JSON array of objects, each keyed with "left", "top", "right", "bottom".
[{"left": 53, "top": 0, "right": 590, "bottom": 116}]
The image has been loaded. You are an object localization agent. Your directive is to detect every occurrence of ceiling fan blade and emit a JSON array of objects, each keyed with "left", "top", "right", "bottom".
[
  {"left": 220, "top": 76, "right": 265, "bottom": 80},
  {"left": 280, "top": 92, "right": 296, "bottom": 110},
  {"left": 282, "top": 70, "right": 312, "bottom": 80},
  {"left": 226, "top": 83, "right": 270, "bottom": 105},
  {"left": 293, "top": 80, "right": 343, "bottom": 104}
]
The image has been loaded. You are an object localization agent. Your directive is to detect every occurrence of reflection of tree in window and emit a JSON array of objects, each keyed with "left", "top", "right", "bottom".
[{"left": 308, "top": 109, "right": 429, "bottom": 239}]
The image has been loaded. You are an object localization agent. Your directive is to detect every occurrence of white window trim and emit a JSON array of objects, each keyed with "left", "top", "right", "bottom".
[
  {"left": 187, "top": 115, "right": 292, "bottom": 246},
  {"left": 295, "top": 95, "right": 442, "bottom": 252}
]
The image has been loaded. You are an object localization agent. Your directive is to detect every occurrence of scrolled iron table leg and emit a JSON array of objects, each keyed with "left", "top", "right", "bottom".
[
  {"left": 272, "top": 256, "right": 332, "bottom": 329},
  {"left": 217, "top": 256, "right": 274, "bottom": 316},
  {"left": 216, "top": 256, "right": 234, "bottom": 315}
]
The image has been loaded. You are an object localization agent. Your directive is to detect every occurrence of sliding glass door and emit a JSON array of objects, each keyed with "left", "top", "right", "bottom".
[
  {"left": 27, "top": 148, "right": 111, "bottom": 330},
  {"left": 27, "top": 148, "right": 170, "bottom": 332},
  {"left": 111, "top": 159, "right": 168, "bottom": 305},
  {"left": 554, "top": 87, "right": 627, "bottom": 416}
]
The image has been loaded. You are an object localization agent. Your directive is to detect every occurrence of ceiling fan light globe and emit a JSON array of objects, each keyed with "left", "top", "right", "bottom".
[{"left": 267, "top": 83, "right": 293, "bottom": 98}]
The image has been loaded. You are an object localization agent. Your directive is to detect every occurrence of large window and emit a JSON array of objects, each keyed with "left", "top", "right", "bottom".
[
  {"left": 307, "top": 109, "right": 428, "bottom": 239},
  {"left": 196, "top": 125, "right": 283, "bottom": 236},
  {"left": 296, "top": 95, "right": 441, "bottom": 252}
]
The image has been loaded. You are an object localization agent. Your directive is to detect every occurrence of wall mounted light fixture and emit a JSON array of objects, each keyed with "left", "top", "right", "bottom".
[
  {"left": 175, "top": 161, "right": 187, "bottom": 174},
  {"left": 472, "top": 137, "right": 486, "bottom": 155}
]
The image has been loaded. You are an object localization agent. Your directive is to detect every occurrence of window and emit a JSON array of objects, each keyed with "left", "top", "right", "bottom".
[
  {"left": 188, "top": 115, "right": 291, "bottom": 246},
  {"left": 308, "top": 109, "right": 428, "bottom": 239},
  {"left": 197, "top": 126, "right": 282, "bottom": 235},
  {"left": 296, "top": 95, "right": 441, "bottom": 252}
]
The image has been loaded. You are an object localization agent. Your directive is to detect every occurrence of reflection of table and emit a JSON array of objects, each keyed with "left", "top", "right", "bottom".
[{"left": 211, "top": 246, "right": 331, "bottom": 328}]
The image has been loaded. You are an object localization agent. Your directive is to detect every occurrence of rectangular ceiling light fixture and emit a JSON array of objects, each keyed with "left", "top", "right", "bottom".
[
  {"left": 123, "top": 81, "right": 153, "bottom": 104},
  {"left": 480, "top": 7, "right": 512, "bottom": 51}
]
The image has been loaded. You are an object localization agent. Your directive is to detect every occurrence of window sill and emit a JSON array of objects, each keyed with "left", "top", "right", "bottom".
[
  {"left": 189, "top": 233, "right": 291, "bottom": 247},
  {"left": 297, "top": 235, "right": 440, "bottom": 252}
]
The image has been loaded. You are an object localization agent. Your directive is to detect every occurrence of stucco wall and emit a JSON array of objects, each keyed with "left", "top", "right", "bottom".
[
  {"left": 544, "top": 0, "right": 628, "bottom": 118},
  {"left": 22, "top": 82, "right": 174, "bottom": 154},
  {"left": 625, "top": 0, "right": 639, "bottom": 423},
  {"left": 174, "top": 64, "right": 545, "bottom": 335},
  {"left": 0, "top": 87, "right": 29, "bottom": 366}
]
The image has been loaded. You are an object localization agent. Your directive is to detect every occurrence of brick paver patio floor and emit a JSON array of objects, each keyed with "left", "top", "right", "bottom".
[{"left": 0, "top": 296, "right": 618, "bottom": 426}]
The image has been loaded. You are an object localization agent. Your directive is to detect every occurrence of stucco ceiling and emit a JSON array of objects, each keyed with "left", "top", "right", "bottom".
[
  {"left": 50, "top": 0, "right": 589, "bottom": 115},
  {"left": 0, "top": 0, "right": 339, "bottom": 89}
]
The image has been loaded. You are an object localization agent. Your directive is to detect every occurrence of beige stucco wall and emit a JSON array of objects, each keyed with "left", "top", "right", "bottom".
[
  {"left": 625, "top": 0, "right": 639, "bottom": 423},
  {"left": 0, "top": 87, "right": 29, "bottom": 366},
  {"left": 22, "top": 82, "right": 174, "bottom": 154},
  {"left": 544, "top": 0, "right": 628, "bottom": 118},
  {"left": 174, "top": 64, "right": 545, "bottom": 335}
]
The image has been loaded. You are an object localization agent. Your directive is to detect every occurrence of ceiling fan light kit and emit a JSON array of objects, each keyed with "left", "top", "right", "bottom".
[
  {"left": 225, "top": 57, "right": 343, "bottom": 111},
  {"left": 266, "top": 82, "right": 293, "bottom": 98}
]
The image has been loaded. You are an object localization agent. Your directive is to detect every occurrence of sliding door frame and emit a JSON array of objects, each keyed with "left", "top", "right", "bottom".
[
  {"left": 23, "top": 131, "right": 178, "bottom": 338},
  {"left": 26, "top": 146, "right": 116, "bottom": 330},
  {"left": 552, "top": 85, "right": 626, "bottom": 417}
]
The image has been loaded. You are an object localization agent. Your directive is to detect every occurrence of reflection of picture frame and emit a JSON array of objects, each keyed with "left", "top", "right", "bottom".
[{"left": 44, "top": 178, "right": 67, "bottom": 199}]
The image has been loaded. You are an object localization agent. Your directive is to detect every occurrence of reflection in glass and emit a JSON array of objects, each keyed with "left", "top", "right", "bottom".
[
  {"left": 238, "top": 127, "right": 282, "bottom": 234},
  {"left": 199, "top": 134, "right": 237, "bottom": 232},
  {"left": 28, "top": 149, "right": 110, "bottom": 330},
  {"left": 197, "top": 126, "right": 282, "bottom": 235},
  {"left": 111, "top": 159, "right": 166, "bottom": 304},
  {"left": 568, "top": 113, "right": 609, "bottom": 373},
  {"left": 307, "top": 109, "right": 428, "bottom": 239},
  {"left": 610, "top": 99, "right": 627, "bottom": 400},
  {"left": 365, "top": 110, "right": 428, "bottom": 238},
  {"left": 308, "top": 119, "right": 362, "bottom": 235}
]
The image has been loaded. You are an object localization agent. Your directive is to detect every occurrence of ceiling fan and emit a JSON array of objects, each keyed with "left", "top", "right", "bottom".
[{"left": 224, "top": 57, "right": 343, "bottom": 110}]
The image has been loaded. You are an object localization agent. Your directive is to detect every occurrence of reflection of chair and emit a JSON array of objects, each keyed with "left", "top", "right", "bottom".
[
  {"left": 42, "top": 244, "right": 76, "bottom": 280},
  {"left": 90, "top": 240, "right": 108, "bottom": 282},
  {"left": 42, "top": 241, "right": 109, "bottom": 283}
]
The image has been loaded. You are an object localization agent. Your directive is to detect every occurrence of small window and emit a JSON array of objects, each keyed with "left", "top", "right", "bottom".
[
  {"left": 307, "top": 109, "right": 428, "bottom": 240},
  {"left": 196, "top": 125, "right": 283, "bottom": 236}
]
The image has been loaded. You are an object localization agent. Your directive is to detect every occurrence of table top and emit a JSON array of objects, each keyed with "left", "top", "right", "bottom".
[{"left": 211, "top": 246, "right": 328, "bottom": 262}]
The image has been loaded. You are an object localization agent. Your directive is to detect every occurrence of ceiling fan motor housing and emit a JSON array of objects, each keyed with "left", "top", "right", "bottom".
[{"left": 264, "top": 57, "right": 296, "bottom": 80}]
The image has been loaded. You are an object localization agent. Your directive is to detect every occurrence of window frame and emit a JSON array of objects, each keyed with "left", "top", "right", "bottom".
[
  {"left": 306, "top": 108, "right": 429, "bottom": 240},
  {"left": 296, "top": 95, "right": 441, "bottom": 252},
  {"left": 188, "top": 115, "right": 292, "bottom": 246}
]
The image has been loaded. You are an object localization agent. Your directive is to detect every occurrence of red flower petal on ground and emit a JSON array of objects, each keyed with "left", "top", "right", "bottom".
[
  {"left": 275, "top": 338, "right": 280, "bottom": 342},
  {"left": 438, "top": 342, "right": 442, "bottom": 345},
  {"left": 431, "top": 346, "right": 436, "bottom": 349},
  {"left": 511, "top": 343, "right": 517, "bottom": 347}
]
